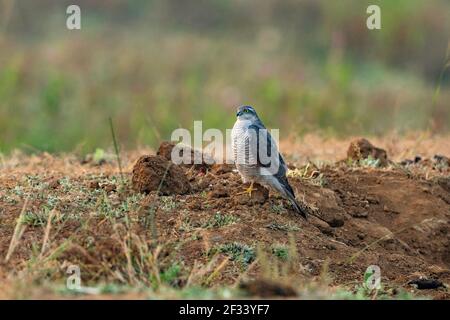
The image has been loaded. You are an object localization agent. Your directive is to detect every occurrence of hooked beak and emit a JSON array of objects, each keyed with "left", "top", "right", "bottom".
[{"left": 236, "top": 110, "right": 243, "bottom": 117}]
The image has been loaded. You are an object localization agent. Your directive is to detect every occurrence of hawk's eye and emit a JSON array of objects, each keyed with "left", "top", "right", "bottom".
[{"left": 243, "top": 109, "right": 249, "bottom": 113}]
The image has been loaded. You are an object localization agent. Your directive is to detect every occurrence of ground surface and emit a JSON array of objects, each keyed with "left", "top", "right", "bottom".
[{"left": 0, "top": 134, "right": 449, "bottom": 299}]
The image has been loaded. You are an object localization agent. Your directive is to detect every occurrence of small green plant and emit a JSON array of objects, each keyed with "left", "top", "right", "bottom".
[
  {"left": 97, "top": 192, "right": 144, "bottom": 220},
  {"left": 272, "top": 245, "right": 289, "bottom": 261},
  {"left": 22, "top": 210, "right": 47, "bottom": 227},
  {"left": 346, "top": 155, "right": 382, "bottom": 168},
  {"left": 22, "top": 208, "right": 63, "bottom": 227},
  {"left": 211, "top": 242, "right": 256, "bottom": 266},
  {"left": 203, "top": 212, "right": 239, "bottom": 228},
  {"left": 148, "top": 263, "right": 183, "bottom": 289},
  {"left": 92, "top": 148, "right": 107, "bottom": 165},
  {"left": 160, "top": 263, "right": 182, "bottom": 286},
  {"left": 358, "top": 155, "right": 380, "bottom": 168},
  {"left": 45, "top": 195, "right": 60, "bottom": 210}
]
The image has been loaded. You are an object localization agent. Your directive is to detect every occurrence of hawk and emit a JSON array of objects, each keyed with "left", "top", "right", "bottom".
[{"left": 231, "top": 105, "right": 307, "bottom": 219}]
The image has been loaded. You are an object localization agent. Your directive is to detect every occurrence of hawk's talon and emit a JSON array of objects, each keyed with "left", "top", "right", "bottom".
[{"left": 237, "top": 182, "right": 257, "bottom": 197}]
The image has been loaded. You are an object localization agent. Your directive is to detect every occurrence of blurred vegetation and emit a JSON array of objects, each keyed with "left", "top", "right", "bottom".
[{"left": 0, "top": 0, "right": 449, "bottom": 154}]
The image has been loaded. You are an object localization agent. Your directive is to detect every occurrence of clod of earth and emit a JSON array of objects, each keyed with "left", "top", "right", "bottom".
[
  {"left": 132, "top": 155, "right": 191, "bottom": 195},
  {"left": 157, "top": 141, "right": 215, "bottom": 172},
  {"left": 347, "top": 138, "right": 388, "bottom": 166},
  {"left": 207, "top": 185, "right": 229, "bottom": 199}
]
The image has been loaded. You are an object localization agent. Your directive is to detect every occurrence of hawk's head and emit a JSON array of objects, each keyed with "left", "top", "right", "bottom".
[{"left": 236, "top": 105, "right": 258, "bottom": 121}]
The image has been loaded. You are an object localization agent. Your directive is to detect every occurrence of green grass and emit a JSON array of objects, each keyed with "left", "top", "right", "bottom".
[
  {"left": 22, "top": 209, "right": 52, "bottom": 227},
  {"left": 272, "top": 245, "right": 289, "bottom": 261},
  {"left": 159, "top": 263, "right": 182, "bottom": 286}
]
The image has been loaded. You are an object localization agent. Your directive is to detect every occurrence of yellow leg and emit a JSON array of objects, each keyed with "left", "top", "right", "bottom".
[{"left": 237, "top": 182, "right": 257, "bottom": 197}]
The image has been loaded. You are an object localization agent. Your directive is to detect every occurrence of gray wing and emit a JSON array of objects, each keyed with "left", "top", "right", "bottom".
[
  {"left": 248, "top": 121, "right": 307, "bottom": 219},
  {"left": 248, "top": 121, "right": 287, "bottom": 176}
]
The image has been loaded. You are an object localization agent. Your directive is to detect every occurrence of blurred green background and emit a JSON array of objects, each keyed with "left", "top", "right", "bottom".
[{"left": 0, "top": 0, "right": 449, "bottom": 154}]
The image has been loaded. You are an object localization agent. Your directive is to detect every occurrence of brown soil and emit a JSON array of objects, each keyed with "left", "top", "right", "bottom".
[
  {"left": 0, "top": 136, "right": 449, "bottom": 299},
  {"left": 161, "top": 162, "right": 450, "bottom": 296},
  {"left": 132, "top": 155, "right": 191, "bottom": 195}
]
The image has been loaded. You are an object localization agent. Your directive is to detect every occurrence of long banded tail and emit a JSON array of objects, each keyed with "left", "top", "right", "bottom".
[
  {"left": 289, "top": 197, "right": 308, "bottom": 219},
  {"left": 283, "top": 185, "right": 308, "bottom": 219}
]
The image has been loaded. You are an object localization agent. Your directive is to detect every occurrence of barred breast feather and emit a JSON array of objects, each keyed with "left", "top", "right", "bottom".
[{"left": 231, "top": 119, "right": 259, "bottom": 180}]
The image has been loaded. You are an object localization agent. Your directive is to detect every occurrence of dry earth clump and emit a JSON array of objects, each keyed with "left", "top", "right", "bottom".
[
  {"left": 347, "top": 138, "right": 388, "bottom": 166},
  {"left": 132, "top": 155, "right": 191, "bottom": 195}
]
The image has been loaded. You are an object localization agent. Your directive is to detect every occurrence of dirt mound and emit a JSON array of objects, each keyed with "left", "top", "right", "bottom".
[
  {"left": 132, "top": 155, "right": 191, "bottom": 195},
  {"left": 347, "top": 138, "right": 388, "bottom": 166},
  {"left": 157, "top": 141, "right": 215, "bottom": 172}
]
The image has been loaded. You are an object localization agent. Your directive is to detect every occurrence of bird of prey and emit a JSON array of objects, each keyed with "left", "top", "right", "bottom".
[{"left": 231, "top": 105, "right": 307, "bottom": 219}]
